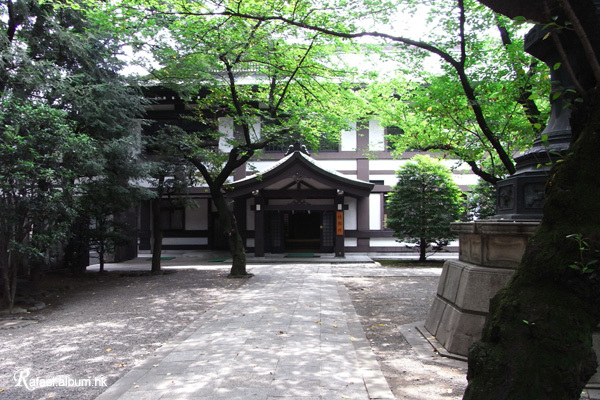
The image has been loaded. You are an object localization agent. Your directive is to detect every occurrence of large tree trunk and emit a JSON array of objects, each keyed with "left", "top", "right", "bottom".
[
  {"left": 418, "top": 239, "right": 427, "bottom": 262},
  {"left": 98, "top": 239, "right": 105, "bottom": 273},
  {"left": 0, "top": 238, "right": 18, "bottom": 311},
  {"left": 212, "top": 191, "right": 249, "bottom": 277},
  {"left": 464, "top": 93, "right": 600, "bottom": 399}
]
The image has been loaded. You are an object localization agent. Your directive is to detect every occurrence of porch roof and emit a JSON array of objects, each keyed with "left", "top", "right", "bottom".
[{"left": 225, "top": 150, "right": 374, "bottom": 198}]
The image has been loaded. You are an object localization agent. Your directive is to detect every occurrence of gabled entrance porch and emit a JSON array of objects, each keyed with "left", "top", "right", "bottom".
[{"left": 226, "top": 145, "right": 373, "bottom": 257}]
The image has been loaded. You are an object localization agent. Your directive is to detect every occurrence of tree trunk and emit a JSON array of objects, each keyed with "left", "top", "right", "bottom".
[
  {"left": 151, "top": 177, "right": 164, "bottom": 274},
  {"left": 0, "top": 233, "right": 18, "bottom": 311},
  {"left": 0, "top": 251, "right": 11, "bottom": 310},
  {"left": 419, "top": 239, "right": 427, "bottom": 262},
  {"left": 0, "top": 235, "right": 9, "bottom": 309},
  {"left": 463, "top": 93, "right": 600, "bottom": 400},
  {"left": 212, "top": 191, "right": 249, "bottom": 277},
  {"left": 98, "top": 241, "right": 105, "bottom": 273}
]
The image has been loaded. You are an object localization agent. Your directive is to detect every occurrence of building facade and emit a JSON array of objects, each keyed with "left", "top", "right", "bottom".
[{"left": 138, "top": 88, "right": 479, "bottom": 255}]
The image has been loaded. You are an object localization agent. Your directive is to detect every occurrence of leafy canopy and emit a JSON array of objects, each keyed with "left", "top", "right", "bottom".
[{"left": 143, "top": 0, "right": 552, "bottom": 183}]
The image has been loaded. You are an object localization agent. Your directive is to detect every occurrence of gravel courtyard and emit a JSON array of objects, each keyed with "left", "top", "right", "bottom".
[{"left": 0, "top": 262, "right": 468, "bottom": 400}]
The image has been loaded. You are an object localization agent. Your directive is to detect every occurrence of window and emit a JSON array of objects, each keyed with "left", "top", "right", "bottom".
[
  {"left": 313, "top": 136, "right": 340, "bottom": 152},
  {"left": 383, "top": 193, "right": 390, "bottom": 229},
  {"left": 160, "top": 201, "right": 185, "bottom": 230},
  {"left": 265, "top": 142, "right": 289, "bottom": 153},
  {"left": 385, "top": 126, "right": 404, "bottom": 151},
  {"left": 266, "top": 137, "right": 340, "bottom": 153}
]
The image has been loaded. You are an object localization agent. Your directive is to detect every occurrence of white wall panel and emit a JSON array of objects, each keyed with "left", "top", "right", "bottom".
[
  {"left": 341, "top": 122, "right": 357, "bottom": 151},
  {"left": 369, "top": 174, "right": 398, "bottom": 186},
  {"left": 318, "top": 159, "right": 357, "bottom": 171},
  {"left": 369, "top": 193, "right": 382, "bottom": 230},
  {"left": 344, "top": 197, "right": 357, "bottom": 230},
  {"left": 369, "top": 159, "right": 409, "bottom": 171},
  {"left": 369, "top": 237, "right": 403, "bottom": 247},
  {"left": 369, "top": 119, "right": 385, "bottom": 151},
  {"left": 218, "top": 117, "right": 234, "bottom": 152},
  {"left": 186, "top": 199, "right": 208, "bottom": 230},
  {"left": 344, "top": 237, "right": 358, "bottom": 247}
]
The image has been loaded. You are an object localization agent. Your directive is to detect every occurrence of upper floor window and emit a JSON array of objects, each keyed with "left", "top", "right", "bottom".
[
  {"left": 312, "top": 136, "right": 339, "bottom": 152},
  {"left": 385, "top": 126, "right": 404, "bottom": 151},
  {"left": 265, "top": 136, "right": 340, "bottom": 153}
]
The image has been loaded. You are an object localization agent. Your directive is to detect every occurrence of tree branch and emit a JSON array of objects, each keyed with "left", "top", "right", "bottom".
[
  {"left": 560, "top": 0, "right": 600, "bottom": 86},
  {"left": 209, "top": 6, "right": 517, "bottom": 175}
]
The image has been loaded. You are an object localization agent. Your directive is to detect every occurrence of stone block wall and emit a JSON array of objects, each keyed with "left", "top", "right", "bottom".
[{"left": 423, "top": 220, "right": 539, "bottom": 356}]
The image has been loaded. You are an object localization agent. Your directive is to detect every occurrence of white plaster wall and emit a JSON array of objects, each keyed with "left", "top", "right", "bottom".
[
  {"left": 369, "top": 238, "right": 460, "bottom": 248},
  {"left": 369, "top": 119, "right": 385, "bottom": 151},
  {"left": 344, "top": 237, "right": 358, "bottom": 247},
  {"left": 369, "top": 159, "right": 409, "bottom": 171},
  {"left": 317, "top": 159, "right": 357, "bottom": 172},
  {"left": 246, "top": 238, "right": 255, "bottom": 248},
  {"left": 369, "top": 174, "right": 398, "bottom": 186},
  {"left": 186, "top": 199, "right": 209, "bottom": 230},
  {"left": 439, "top": 159, "right": 470, "bottom": 171},
  {"left": 370, "top": 237, "right": 403, "bottom": 247},
  {"left": 163, "top": 237, "right": 209, "bottom": 245},
  {"left": 453, "top": 174, "right": 481, "bottom": 187},
  {"left": 218, "top": 117, "right": 234, "bottom": 152},
  {"left": 369, "top": 193, "right": 382, "bottom": 230},
  {"left": 344, "top": 197, "right": 357, "bottom": 230},
  {"left": 341, "top": 122, "right": 357, "bottom": 151}
]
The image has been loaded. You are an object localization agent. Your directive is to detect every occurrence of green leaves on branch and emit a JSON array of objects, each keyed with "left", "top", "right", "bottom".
[{"left": 566, "top": 234, "right": 599, "bottom": 275}]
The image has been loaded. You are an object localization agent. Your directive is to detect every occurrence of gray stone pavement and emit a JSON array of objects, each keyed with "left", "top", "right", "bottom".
[
  {"left": 91, "top": 254, "right": 600, "bottom": 400},
  {"left": 95, "top": 263, "right": 395, "bottom": 400}
]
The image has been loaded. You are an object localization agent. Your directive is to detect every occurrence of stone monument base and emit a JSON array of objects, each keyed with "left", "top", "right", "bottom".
[
  {"left": 423, "top": 219, "right": 600, "bottom": 387},
  {"left": 424, "top": 220, "right": 539, "bottom": 356}
]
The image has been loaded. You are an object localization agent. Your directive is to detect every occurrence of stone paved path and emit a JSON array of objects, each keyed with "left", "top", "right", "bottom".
[{"left": 96, "top": 264, "right": 394, "bottom": 400}]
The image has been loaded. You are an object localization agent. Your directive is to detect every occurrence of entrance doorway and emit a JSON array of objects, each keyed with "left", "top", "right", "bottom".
[
  {"left": 265, "top": 210, "right": 335, "bottom": 253},
  {"left": 284, "top": 211, "right": 321, "bottom": 252}
]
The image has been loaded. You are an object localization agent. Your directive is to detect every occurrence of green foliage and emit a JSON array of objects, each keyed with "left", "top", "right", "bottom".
[
  {"left": 467, "top": 179, "right": 497, "bottom": 219},
  {"left": 77, "top": 137, "right": 152, "bottom": 272},
  {"left": 386, "top": 155, "right": 464, "bottom": 260},
  {"left": 167, "top": 0, "right": 551, "bottom": 183},
  {"left": 0, "top": 99, "right": 85, "bottom": 251},
  {"left": 87, "top": 0, "right": 371, "bottom": 275},
  {"left": 369, "top": 1, "right": 550, "bottom": 183},
  {"left": 0, "top": 1, "right": 147, "bottom": 306}
]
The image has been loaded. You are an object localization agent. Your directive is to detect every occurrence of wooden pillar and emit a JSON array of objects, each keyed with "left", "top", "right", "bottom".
[
  {"left": 335, "top": 192, "right": 345, "bottom": 257},
  {"left": 356, "top": 196, "right": 370, "bottom": 251}
]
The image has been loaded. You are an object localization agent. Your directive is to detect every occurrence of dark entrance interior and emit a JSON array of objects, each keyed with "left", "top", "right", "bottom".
[{"left": 284, "top": 211, "right": 321, "bottom": 252}]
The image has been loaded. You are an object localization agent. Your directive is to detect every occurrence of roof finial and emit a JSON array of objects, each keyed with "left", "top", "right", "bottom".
[{"left": 285, "top": 142, "right": 310, "bottom": 156}]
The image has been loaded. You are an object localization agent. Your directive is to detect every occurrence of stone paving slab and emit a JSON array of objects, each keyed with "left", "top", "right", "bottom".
[{"left": 96, "top": 264, "right": 395, "bottom": 400}]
